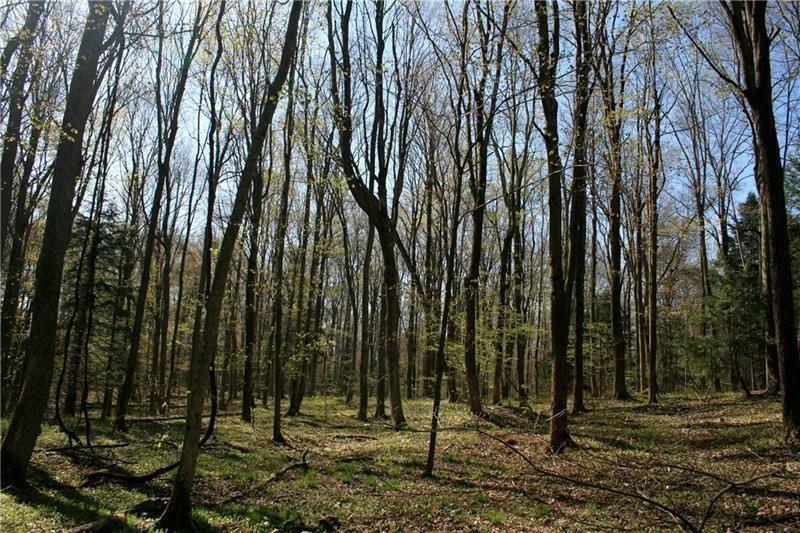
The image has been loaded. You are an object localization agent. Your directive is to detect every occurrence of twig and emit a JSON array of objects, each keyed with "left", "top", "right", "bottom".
[
  {"left": 697, "top": 471, "right": 782, "bottom": 531},
  {"left": 478, "top": 429, "right": 699, "bottom": 531},
  {"left": 127, "top": 412, "right": 238, "bottom": 423},
  {"left": 331, "top": 434, "right": 378, "bottom": 441},
  {"left": 213, "top": 450, "right": 309, "bottom": 506},
  {"left": 39, "top": 442, "right": 130, "bottom": 453},
  {"left": 480, "top": 429, "right": 784, "bottom": 532}
]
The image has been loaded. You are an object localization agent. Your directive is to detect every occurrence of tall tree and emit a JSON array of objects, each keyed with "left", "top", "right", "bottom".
[
  {"left": 592, "top": 1, "right": 635, "bottom": 400},
  {"left": 155, "top": 2, "right": 302, "bottom": 528},
  {"left": 463, "top": 0, "right": 510, "bottom": 417},
  {"left": 0, "top": 1, "right": 43, "bottom": 256},
  {"left": 115, "top": 2, "right": 209, "bottom": 430},
  {"left": 644, "top": 19, "right": 663, "bottom": 403},
  {"left": 570, "top": 0, "right": 592, "bottom": 414},
  {"left": 268, "top": 10, "right": 300, "bottom": 441},
  {"left": 670, "top": 0, "right": 800, "bottom": 444},
  {"left": 1, "top": 1, "right": 112, "bottom": 486},
  {"left": 326, "top": 0, "right": 413, "bottom": 428},
  {"left": 535, "top": 0, "right": 573, "bottom": 452},
  {"left": 719, "top": 0, "right": 800, "bottom": 444}
]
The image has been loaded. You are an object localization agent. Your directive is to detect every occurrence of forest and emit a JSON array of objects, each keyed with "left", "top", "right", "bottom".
[{"left": 1, "top": 0, "right": 799, "bottom": 531}]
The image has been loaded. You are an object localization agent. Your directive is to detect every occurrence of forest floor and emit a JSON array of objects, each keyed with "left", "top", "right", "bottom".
[{"left": 1, "top": 393, "right": 799, "bottom": 532}]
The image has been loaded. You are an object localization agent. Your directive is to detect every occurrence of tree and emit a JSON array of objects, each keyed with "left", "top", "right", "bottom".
[
  {"left": 644, "top": 19, "right": 663, "bottom": 403},
  {"left": 0, "top": 1, "right": 43, "bottom": 256},
  {"left": 534, "top": 0, "right": 573, "bottom": 452},
  {"left": 1, "top": 1, "right": 113, "bottom": 486},
  {"left": 155, "top": 2, "right": 302, "bottom": 528},
  {"left": 592, "top": 0, "right": 636, "bottom": 400},
  {"left": 720, "top": 0, "right": 800, "bottom": 445},
  {"left": 326, "top": 0, "right": 419, "bottom": 429},
  {"left": 462, "top": 0, "right": 510, "bottom": 417},
  {"left": 115, "top": 1, "right": 209, "bottom": 430},
  {"left": 570, "top": 0, "right": 592, "bottom": 414},
  {"left": 671, "top": 0, "right": 800, "bottom": 446}
]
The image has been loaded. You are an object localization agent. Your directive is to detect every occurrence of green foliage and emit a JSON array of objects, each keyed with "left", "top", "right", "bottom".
[
  {"left": 486, "top": 510, "right": 506, "bottom": 525},
  {"left": 533, "top": 504, "right": 550, "bottom": 518},
  {"left": 246, "top": 506, "right": 307, "bottom": 531},
  {"left": 474, "top": 493, "right": 490, "bottom": 504},
  {"left": 302, "top": 469, "right": 320, "bottom": 488}
]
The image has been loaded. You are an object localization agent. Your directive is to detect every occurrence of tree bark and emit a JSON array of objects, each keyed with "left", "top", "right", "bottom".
[
  {"left": 570, "top": 0, "right": 591, "bottom": 415},
  {"left": 1, "top": 2, "right": 111, "bottom": 486},
  {"left": 535, "top": 0, "right": 572, "bottom": 452},
  {"left": 155, "top": 3, "right": 301, "bottom": 528},
  {"left": 722, "top": 0, "right": 800, "bottom": 444},
  {"left": 0, "top": 1, "right": 42, "bottom": 255}
]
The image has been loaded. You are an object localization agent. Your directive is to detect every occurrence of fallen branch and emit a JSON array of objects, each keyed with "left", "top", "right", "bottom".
[
  {"left": 213, "top": 450, "right": 309, "bottom": 506},
  {"left": 480, "top": 430, "right": 783, "bottom": 532},
  {"left": 127, "top": 412, "right": 238, "bottom": 423},
  {"left": 58, "top": 447, "right": 136, "bottom": 465},
  {"left": 84, "top": 407, "right": 220, "bottom": 486},
  {"left": 479, "top": 429, "right": 699, "bottom": 531},
  {"left": 83, "top": 460, "right": 179, "bottom": 487},
  {"left": 66, "top": 515, "right": 127, "bottom": 532},
  {"left": 697, "top": 471, "right": 782, "bottom": 531},
  {"left": 331, "top": 434, "right": 377, "bottom": 441},
  {"left": 39, "top": 442, "right": 130, "bottom": 453},
  {"left": 744, "top": 512, "right": 800, "bottom": 526}
]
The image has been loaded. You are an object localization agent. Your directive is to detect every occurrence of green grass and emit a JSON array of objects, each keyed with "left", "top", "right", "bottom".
[
  {"left": 486, "top": 510, "right": 506, "bottom": 525},
  {"left": 1, "top": 394, "right": 799, "bottom": 531}
]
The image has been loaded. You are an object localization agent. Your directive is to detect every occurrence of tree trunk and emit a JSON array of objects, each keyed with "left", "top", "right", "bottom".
[
  {"left": 493, "top": 230, "right": 512, "bottom": 404},
  {"left": 242, "top": 173, "right": 261, "bottom": 421},
  {"left": 155, "top": 3, "right": 301, "bottom": 528},
  {"left": 115, "top": 4, "right": 205, "bottom": 430},
  {"left": 0, "top": 1, "right": 42, "bottom": 255},
  {"left": 570, "top": 0, "right": 590, "bottom": 415},
  {"left": 535, "top": 0, "right": 573, "bottom": 452},
  {"left": 374, "top": 282, "right": 388, "bottom": 419},
  {"left": 286, "top": 174, "right": 315, "bottom": 417},
  {"left": 646, "top": 43, "right": 662, "bottom": 404},
  {"left": 1, "top": 2, "right": 110, "bottom": 486},
  {"left": 722, "top": 0, "right": 800, "bottom": 443}
]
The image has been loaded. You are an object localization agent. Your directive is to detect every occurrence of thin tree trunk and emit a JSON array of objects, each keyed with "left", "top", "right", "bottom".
[
  {"left": 570, "top": 0, "right": 590, "bottom": 415},
  {"left": 0, "top": 1, "right": 42, "bottom": 255},
  {"left": 269, "top": 41, "right": 299, "bottom": 443},
  {"left": 155, "top": 4, "right": 301, "bottom": 527},
  {"left": 115, "top": 4, "right": 206, "bottom": 430}
]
